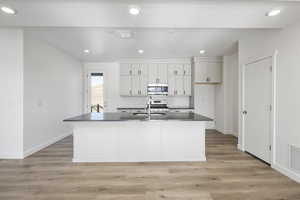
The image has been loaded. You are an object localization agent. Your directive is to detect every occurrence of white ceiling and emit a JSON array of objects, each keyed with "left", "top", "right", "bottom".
[
  {"left": 25, "top": 28, "right": 279, "bottom": 62},
  {"left": 1, "top": 0, "right": 299, "bottom": 61},
  {"left": 1, "top": 1, "right": 300, "bottom": 28}
]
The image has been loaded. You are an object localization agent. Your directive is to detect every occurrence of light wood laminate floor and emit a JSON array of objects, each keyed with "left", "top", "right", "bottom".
[{"left": 1, "top": 130, "right": 300, "bottom": 200}]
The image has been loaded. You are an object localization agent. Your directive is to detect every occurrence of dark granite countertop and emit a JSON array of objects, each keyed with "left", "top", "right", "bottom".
[
  {"left": 64, "top": 112, "right": 212, "bottom": 122},
  {"left": 117, "top": 107, "right": 194, "bottom": 110}
]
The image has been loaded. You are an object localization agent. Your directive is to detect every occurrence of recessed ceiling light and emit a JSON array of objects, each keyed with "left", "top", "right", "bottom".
[
  {"left": 266, "top": 9, "right": 281, "bottom": 17},
  {"left": 129, "top": 5, "right": 140, "bottom": 15},
  {"left": 199, "top": 50, "right": 206, "bottom": 54},
  {"left": 84, "top": 49, "right": 90, "bottom": 54},
  {"left": 1, "top": 6, "right": 17, "bottom": 15},
  {"left": 138, "top": 49, "right": 144, "bottom": 54}
]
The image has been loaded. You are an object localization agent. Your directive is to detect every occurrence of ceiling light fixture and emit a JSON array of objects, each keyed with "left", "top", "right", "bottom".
[
  {"left": 266, "top": 9, "right": 281, "bottom": 17},
  {"left": 1, "top": 6, "right": 17, "bottom": 15},
  {"left": 138, "top": 49, "right": 144, "bottom": 54},
  {"left": 199, "top": 50, "right": 206, "bottom": 54},
  {"left": 84, "top": 49, "right": 90, "bottom": 54},
  {"left": 129, "top": 5, "right": 140, "bottom": 15}
]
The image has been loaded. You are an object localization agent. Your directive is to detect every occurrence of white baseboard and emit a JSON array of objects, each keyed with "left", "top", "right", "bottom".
[
  {"left": 23, "top": 132, "right": 72, "bottom": 158},
  {"left": 237, "top": 143, "right": 243, "bottom": 151},
  {"left": 73, "top": 156, "right": 207, "bottom": 163},
  {"left": 273, "top": 163, "right": 300, "bottom": 183}
]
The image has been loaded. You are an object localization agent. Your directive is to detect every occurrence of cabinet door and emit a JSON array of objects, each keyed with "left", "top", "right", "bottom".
[
  {"left": 131, "top": 76, "right": 140, "bottom": 96},
  {"left": 139, "top": 76, "right": 148, "bottom": 96},
  {"left": 194, "top": 62, "right": 207, "bottom": 83},
  {"left": 183, "top": 76, "right": 191, "bottom": 96},
  {"left": 207, "top": 62, "right": 222, "bottom": 83},
  {"left": 120, "top": 76, "right": 132, "bottom": 96},
  {"left": 157, "top": 64, "right": 168, "bottom": 84},
  {"left": 131, "top": 64, "right": 140, "bottom": 76},
  {"left": 175, "top": 76, "right": 184, "bottom": 96},
  {"left": 139, "top": 64, "right": 148, "bottom": 76},
  {"left": 168, "top": 76, "right": 176, "bottom": 96},
  {"left": 120, "top": 63, "right": 132, "bottom": 76},
  {"left": 183, "top": 64, "right": 191, "bottom": 76},
  {"left": 148, "top": 64, "right": 158, "bottom": 84},
  {"left": 168, "top": 64, "right": 184, "bottom": 76}
]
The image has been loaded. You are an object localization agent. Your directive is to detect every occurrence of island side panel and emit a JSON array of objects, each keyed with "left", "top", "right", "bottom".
[
  {"left": 72, "top": 121, "right": 206, "bottom": 162},
  {"left": 161, "top": 121, "right": 206, "bottom": 161}
]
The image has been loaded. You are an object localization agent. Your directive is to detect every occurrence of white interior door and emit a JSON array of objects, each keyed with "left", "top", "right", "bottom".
[{"left": 244, "top": 58, "right": 272, "bottom": 163}]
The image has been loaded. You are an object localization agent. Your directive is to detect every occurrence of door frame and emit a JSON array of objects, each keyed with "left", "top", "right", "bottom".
[
  {"left": 84, "top": 69, "right": 106, "bottom": 113},
  {"left": 240, "top": 50, "right": 278, "bottom": 166}
]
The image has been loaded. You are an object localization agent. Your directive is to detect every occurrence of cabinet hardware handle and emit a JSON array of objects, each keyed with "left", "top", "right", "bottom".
[
  {"left": 184, "top": 70, "right": 186, "bottom": 75},
  {"left": 129, "top": 70, "right": 132, "bottom": 75},
  {"left": 206, "top": 77, "right": 211, "bottom": 82},
  {"left": 184, "top": 90, "right": 186, "bottom": 95}
]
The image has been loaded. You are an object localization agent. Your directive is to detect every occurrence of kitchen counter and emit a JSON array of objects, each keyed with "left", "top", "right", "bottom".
[
  {"left": 65, "top": 112, "right": 209, "bottom": 163},
  {"left": 64, "top": 112, "right": 212, "bottom": 122},
  {"left": 117, "top": 107, "right": 195, "bottom": 110}
]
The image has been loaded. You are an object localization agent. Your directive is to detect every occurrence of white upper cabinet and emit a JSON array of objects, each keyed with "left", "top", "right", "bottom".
[
  {"left": 139, "top": 64, "right": 148, "bottom": 76},
  {"left": 183, "top": 76, "right": 192, "bottom": 96},
  {"left": 131, "top": 64, "right": 148, "bottom": 76},
  {"left": 120, "top": 76, "right": 132, "bottom": 96},
  {"left": 168, "top": 76, "right": 184, "bottom": 96},
  {"left": 207, "top": 62, "right": 222, "bottom": 83},
  {"left": 120, "top": 63, "right": 132, "bottom": 76},
  {"left": 157, "top": 64, "right": 168, "bottom": 84},
  {"left": 193, "top": 57, "right": 222, "bottom": 83},
  {"left": 148, "top": 64, "right": 158, "bottom": 84},
  {"left": 120, "top": 62, "right": 191, "bottom": 96},
  {"left": 168, "top": 64, "right": 184, "bottom": 76},
  {"left": 148, "top": 63, "right": 168, "bottom": 84},
  {"left": 183, "top": 64, "right": 191, "bottom": 76},
  {"left": 139, "top": 76, "right": 148, "bottom": 96}
]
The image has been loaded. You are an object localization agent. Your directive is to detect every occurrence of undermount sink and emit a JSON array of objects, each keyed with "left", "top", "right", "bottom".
[
  {"left": 132, "top": 112, "right": 166, "bottom": 116},
  {"left": 132, "top": 112, "right": 148, "bottom": 115}
]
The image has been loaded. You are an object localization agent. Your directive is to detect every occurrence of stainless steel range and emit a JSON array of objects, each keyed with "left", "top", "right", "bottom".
[{"left": 147, "top": 84, "right": 169, "bottom": 113}]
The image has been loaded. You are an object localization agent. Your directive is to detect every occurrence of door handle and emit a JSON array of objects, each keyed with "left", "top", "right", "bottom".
[{"left": 242, "top": 110, "right": 247, "bottom": 115}]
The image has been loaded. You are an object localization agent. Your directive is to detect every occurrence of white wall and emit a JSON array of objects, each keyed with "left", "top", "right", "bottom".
[
  {"left": 84, "top": 60, "right": 191, "bottom": 112},
  {"left": 23, "top": 33, "right": 83, "bottom": 156},
  {"left": 194, "top": 85, "right": 216, "bottom": 129},
  {"left": 0, "top": 29, "right": 24, "bottom": 159},
  {"left": 239, "top": 23, "right": 300, "bottom": 182},
  {"left": 215, "top": 53, "right": 239, "bottom": 136}
]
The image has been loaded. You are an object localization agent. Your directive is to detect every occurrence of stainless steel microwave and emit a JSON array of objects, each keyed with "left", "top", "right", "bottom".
[{"left": 147, "top": 84, "right": 168, "bottom": 95}]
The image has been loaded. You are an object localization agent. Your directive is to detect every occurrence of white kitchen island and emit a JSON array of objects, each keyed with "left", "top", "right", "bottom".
[{"left": 64, "top": 112, "right": 212, "bottom": 163}]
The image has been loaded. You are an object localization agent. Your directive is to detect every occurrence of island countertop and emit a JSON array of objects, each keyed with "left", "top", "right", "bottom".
[{"left": 64, "top": 112, "right": 212, "bottom": 122}]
